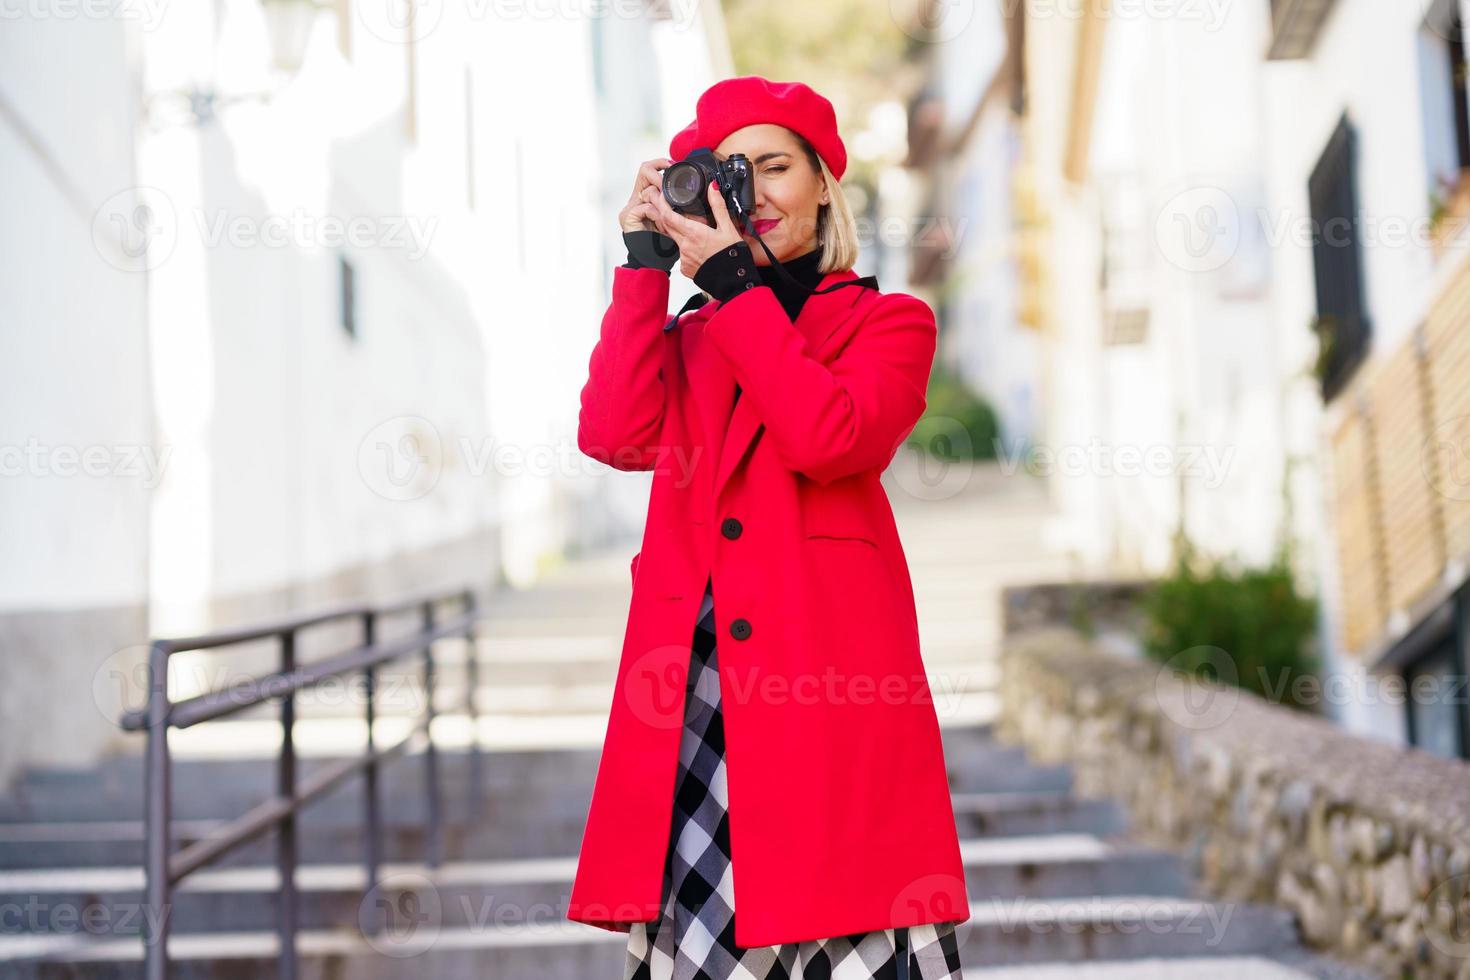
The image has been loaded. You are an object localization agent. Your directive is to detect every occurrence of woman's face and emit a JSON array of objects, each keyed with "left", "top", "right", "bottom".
[{"left": 714, "top": 124, "right": 829, "bottom": 266}]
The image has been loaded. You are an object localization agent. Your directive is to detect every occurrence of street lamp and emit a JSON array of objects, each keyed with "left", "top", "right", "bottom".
[
  {"left": 143, "top": 0, "right": 324, "bottom": 127},
  {"left": 261, "top": 0, "right": 325, "bottom": 73}
]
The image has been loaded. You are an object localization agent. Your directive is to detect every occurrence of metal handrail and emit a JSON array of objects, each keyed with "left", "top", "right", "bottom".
[{"left": 122, "top": 586, "right": 483, "bottom": 980}]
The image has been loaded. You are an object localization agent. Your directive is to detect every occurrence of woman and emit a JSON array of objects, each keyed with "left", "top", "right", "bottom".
[{"left": 569, "top": 76, "right": 969, "bottom": 980}]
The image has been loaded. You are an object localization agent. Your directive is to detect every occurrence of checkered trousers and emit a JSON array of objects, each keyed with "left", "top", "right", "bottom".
[{"left": 623, "top": 580, "right": 965, "bottom": 980}]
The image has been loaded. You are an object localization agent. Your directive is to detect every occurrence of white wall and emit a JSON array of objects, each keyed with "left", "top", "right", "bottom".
[
  {"left": 136, "top": 0, "right": 496, "bottom": 635},
  {"left": 0, "top": 12, "right": 151, "bottom": 782}
]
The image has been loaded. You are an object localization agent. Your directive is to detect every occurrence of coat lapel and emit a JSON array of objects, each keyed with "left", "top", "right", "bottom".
[{"left": 681, "top": 269, "right": 872, "bottom": 502}]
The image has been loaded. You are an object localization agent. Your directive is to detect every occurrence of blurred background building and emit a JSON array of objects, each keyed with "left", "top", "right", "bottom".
[
  {"left": 2, "top": 0, "right": 729, "bottom": 786},
  {"left": 905, "top": 0, "right": 1470, "bottom": 756}
]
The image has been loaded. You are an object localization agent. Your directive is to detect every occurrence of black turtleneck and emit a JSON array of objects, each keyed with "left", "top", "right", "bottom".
[{"left": 768, "top": 244, "right": 829, "bottom": 321}]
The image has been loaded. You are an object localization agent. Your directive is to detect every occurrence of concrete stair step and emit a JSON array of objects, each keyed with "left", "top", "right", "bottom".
[
  {"left": 8, "top": 726, "right": 1023, "bottom": 819},
  {"left": 0, "top": 858, "right": 579, "bottom": 935},
  {"left": 0, "top": 813, "right": 589, "bottom": 870},
  {"left": 273, "top": 667, "right": 999, "bottom": 721},
  {"left": 956, "top": 895, "right": 1304, "bottom": 964},
  {"left": 967, "top": 952, "right": 1380, "bottom": 979},
  {"left": 287, "top": 683, "right": 618, "bottom": 719},
  {"left": 0, "top": 919, "right": 628, "bottom": 979},
  {"left": 0, "top": 831, "right": 1188, "bottom": 932},
  {"left": 458, "top": 635, "right": 620, "bottom": 663},
  {"left": 474, "top": 618, "right": 633, "bottom": 639},
  {"left": 2, "top": 747, "right": 597, "bottom": 823},
  {"left": 0, "top": 828, "right": 1187, "bottom": 922},
  {"left": 478, "top": 589, "right": 632, "bottom": 614},
  {"left": 935, "top": 690, "right": 1002, "bottom": 729},
  {"left": 389, "top": 658, "right": 619, "bottom": 686},
  {"left": 945, "top": 757, "right": 1072, "bottom": 795},
  {"left": 951, "top": 791, "right": 1127, "bottom": 838},
  {"left": 962, "top": 834, "right": 1192, "bottom": 899},
  {"left": 0, "top": 896, "right": 1314, "bottom": 978},
  {"left": 128, "top": 712, "right": 614, "bottom": 760},
  {"left": 16, "top": 743, "right": 594, "bottom": 789},
  {"left": 102, "top": 638, "right": 1004, "bottom": 735},
  {"left": 0, "top": 788, "right": 1128, "bottom": 869}
]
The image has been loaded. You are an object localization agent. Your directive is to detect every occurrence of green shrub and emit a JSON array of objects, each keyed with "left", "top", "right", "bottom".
[
  {"left": 1139, "top": 540, "right": 1321, "bottom": 712},
  {"left": 907, "top": 364, "right": 1000, "bottom": 461}
]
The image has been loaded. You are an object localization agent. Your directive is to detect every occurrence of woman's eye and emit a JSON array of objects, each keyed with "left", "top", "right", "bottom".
[{"left": 765, "top": 166, "right": 786, "bottom": 174}]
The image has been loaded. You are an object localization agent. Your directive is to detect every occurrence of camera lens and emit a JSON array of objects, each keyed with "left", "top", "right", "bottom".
[{"left": 662, "top": 162, "right": 706, "bottom": 209}]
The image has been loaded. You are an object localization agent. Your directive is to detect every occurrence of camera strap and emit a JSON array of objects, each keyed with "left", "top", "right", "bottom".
[
  {"left": 745, "top": 221, "right": 879, "bottom": 295},
  {"left": 663, "top": 291, "right": 710, "bottom": 332},
  {"left": 660, "top": 234, "right": 878, "bottom": 334}
]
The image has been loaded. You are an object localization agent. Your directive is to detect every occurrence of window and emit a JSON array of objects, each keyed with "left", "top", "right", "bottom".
[
  {"left": 1419, "top": 0, "right": 1470, "bottom": 219},
  {"left": 1308, "top": 114, "right": 1370, "bottom": 402},
  {"left": 1396, "top": 586, "right": 1470, "bottom": 760},
  {"left": 1406, "top": 641, "right": 1464, "bottom": 758},
  {"left": 339, "top": 255, "right": 357, "bottom": 340},
  {"left": 1266, "top": 0, "right": 1341, "bottom": 60},
  {"left": 465, "top": 66, "right": 476, "bottom": 211}
]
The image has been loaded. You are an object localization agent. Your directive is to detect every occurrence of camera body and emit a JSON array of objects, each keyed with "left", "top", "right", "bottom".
[{"left": 662, "top": 148, "right": 755, "bottom": 229}]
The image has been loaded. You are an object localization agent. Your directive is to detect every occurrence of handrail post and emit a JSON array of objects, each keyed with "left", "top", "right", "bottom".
[
  {"left": 361, "top": 611, "right": 382, "bottom": 931},
  {"left": 278, "top": 629, "right": 299, "bottom": 980},
  {"left": 463, "top": 590, "right": 482, "bottom": 822},
  {"left": 143, "top": 642, "right": 172, "bottom": 980},
  {"left": 122, "top": 585, "right": 477, "bottom": 972},
  {"left": 422, "top": 600, "right": 443, "bottom": 868}
]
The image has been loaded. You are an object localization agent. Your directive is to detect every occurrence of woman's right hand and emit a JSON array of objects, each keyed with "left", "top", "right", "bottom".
[{"left": 619, "top": 158, "right": 674, "bottom": 235}]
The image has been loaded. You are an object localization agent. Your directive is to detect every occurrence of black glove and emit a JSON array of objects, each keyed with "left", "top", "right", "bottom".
[{"left": 622, "top": 228, "right": 680, "bottom": 273}]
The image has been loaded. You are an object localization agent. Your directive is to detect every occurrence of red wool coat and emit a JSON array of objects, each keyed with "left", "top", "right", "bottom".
[{"left": 566, "top": 261, "right": 970, "bottom": 947}]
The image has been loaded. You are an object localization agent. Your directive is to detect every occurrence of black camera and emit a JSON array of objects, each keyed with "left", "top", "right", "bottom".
[{"left": 662, "top": 148, "right": 755, "bottom": 229}]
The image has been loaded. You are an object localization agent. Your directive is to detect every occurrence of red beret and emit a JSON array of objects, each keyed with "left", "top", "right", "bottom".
[{"left": 668, "top": 76, "right": 848, "bottom": 180}]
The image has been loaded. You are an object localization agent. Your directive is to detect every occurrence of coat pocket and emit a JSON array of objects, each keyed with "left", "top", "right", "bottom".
[
  {"left": 806, "top": 529, "right": 879, "bottom": 548},
  {"left": 798, "top": 474, "right": 881, "bottom": 546}
]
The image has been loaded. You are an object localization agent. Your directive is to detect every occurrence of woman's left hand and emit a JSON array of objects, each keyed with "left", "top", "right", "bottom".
[{"left": 643, "top": 179, "right": 747, "bottom": 281}]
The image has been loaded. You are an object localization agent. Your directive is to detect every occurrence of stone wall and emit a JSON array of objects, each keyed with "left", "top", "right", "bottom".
[{"left": 997, "top": 619, "right": 1470, "bottom": 980}]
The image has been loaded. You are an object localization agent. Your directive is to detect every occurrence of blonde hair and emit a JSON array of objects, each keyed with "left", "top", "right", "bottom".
[{"left": 810, "top": 147, "right": 860, "bottom": 274}]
